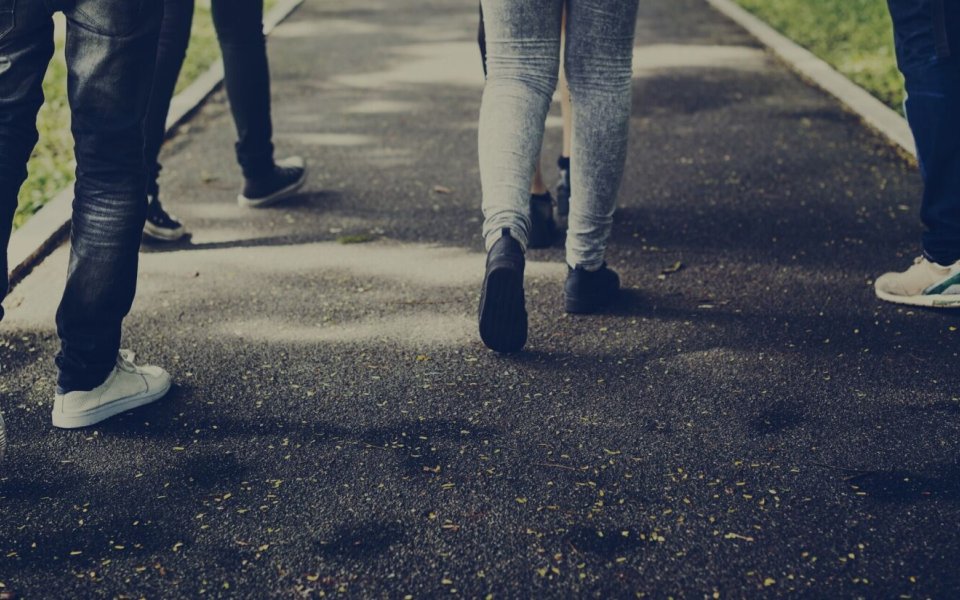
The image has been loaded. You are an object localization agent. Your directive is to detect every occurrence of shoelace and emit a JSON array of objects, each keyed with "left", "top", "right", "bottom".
[{"left": 116, "top": 350, "right": 138, "bottom": 373}]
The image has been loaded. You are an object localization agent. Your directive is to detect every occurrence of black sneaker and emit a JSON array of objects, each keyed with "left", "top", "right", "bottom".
[
  {"left": 479, "top": 228, "right": 528, "bottom": 353},
  {"left": 238, "top": 156, "right": 307, "bottom": 208},
  {"left": 564, "top": 263, "right": 620, "bottom": 314},
  {"left": 554, "top": 156, "right": 570, "bottom": 230},
  {"left": 528, "top": 192, "right": 558, "bottom": 249},
  {"left": 143, "top": 194, "right": 188, "bottom": 242}
]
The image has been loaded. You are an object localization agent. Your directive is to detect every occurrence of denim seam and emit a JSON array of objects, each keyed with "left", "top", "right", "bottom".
[
  {"left": 0, "top": 0, "right": 14, "bottom": 40},
  {"left": 70, "top": 3, "right": 148, "bottom": 40}
]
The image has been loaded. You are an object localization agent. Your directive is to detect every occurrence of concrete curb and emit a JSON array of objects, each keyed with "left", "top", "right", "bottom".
[
  {"left": 6, "top": 0, "right": 305, "bottom": 289},
  {"left": 705, "top": 0, "right": 916, "bottom": 157}
]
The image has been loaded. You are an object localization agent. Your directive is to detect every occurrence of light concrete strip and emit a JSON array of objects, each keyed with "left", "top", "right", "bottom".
[
  {"left": 705, "top": 0, "right": 916, "bottom": 158},
  {"left": 6, "top": 0, "right": 305, "bottom": 290}
]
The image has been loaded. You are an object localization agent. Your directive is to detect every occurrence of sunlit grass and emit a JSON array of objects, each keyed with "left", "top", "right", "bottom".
[
  {"left": 14, "top": 0, "right": 277, "bottom": 229},
  {"left": 734, "top": 0, "right": 904, "bottom": 111}
]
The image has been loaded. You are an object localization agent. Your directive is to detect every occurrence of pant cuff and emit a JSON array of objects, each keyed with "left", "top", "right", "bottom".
[
  {"left": 484, "top": 225, "right": 528, "bottom": 253},
  {"left": 565, "top": 252, "right": 605, "bottom": 271}
]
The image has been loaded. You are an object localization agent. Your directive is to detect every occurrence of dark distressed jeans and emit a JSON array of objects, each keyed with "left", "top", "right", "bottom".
[
  {"left": 143, "top": 0, "right": 274, "bottom": 195},
  {"left": 0, "top": 0, "right": 161, "bottom": 391},
  {"left": 888, "top": 0, "right": 960, "bottom": 264}
]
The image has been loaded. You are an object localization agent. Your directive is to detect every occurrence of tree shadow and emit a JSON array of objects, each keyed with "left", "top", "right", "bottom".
[
  {"left": 564, "top": 525, "right": 644, "bottom": 558},
  {"left": 314, "top": 521, "right": 406, "bottom": 561},
  {"left": 847, "top": 463, "right": 960, "bottom": 503},
  {"left": 748, "top": 401, "right": 805, "bottom": 436}
]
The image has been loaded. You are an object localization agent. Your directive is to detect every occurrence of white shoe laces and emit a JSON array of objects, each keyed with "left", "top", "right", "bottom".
[{"left": 116, "top": 350, "right": 138, "bottom": 373}]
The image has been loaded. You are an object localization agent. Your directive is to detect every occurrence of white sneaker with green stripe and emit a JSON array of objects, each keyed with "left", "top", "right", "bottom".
[{"left": 874, "top": 256, "right": 960, "bottom": 307}]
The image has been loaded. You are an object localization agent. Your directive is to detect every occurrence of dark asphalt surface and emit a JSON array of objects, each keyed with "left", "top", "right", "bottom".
[{"left": 3, "top": 0, "right": 960, "bottom": 597}]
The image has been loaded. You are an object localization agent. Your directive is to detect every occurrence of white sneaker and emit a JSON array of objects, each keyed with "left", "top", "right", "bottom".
[
  {"left": 0, "top": 407, "right": 7, "bottom": 463},
  {"left": 875, "top": 256, "right": 960, "bottom": 308},
  {"left": 52, "top": 350, "right": 171, "bottom": 429}
]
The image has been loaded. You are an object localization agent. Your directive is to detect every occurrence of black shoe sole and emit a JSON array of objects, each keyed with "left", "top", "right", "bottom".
[
  {"left": 565, "top": 295, "right": 602, "bottom": 315},
  {"left": 238, "top": 170, "right": 307, "bottom": 208},
  {"left": 529, "top": 197, "right": 558, "bottom": 249},
  {"left": 564, "top": 290, "right": 619, "bottom": 315},
  {"left": 143, "top": 221, "right": 188, "bottom": 242},
  {"left": 479, "top": 263, "right": 528, "bottom": 353}
]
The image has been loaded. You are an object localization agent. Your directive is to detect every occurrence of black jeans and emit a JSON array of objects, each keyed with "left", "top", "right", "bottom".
[
  {"left": 143, "top": 0, "right": 274, "bottom": 195},
  {"left": 0, "top": 0, "right": 161, "bottom": 392},
  {"left": 888, "top": 0, "right": 960, "bottom": 264}
]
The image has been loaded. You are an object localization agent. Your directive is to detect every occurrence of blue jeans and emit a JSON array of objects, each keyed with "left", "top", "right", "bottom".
[
  {"left": 479, "top": 0, "right": 638, "bottom": 269},
  {"left": 888, "top": 0, "right": 960, "bottom": 264},
  {"left": 0, "top": 0, "right": 161, "bottom": 391},
  {"left": 143, "top": 0, "right": 274, "bottom": 195}
]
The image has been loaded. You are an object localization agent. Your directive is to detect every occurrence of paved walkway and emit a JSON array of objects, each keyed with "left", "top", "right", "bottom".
[{"left": 2, "top": 0, "right": 959, "bottom": 597}]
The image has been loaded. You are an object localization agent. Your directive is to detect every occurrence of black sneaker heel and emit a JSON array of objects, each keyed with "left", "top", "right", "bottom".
[{"left": 479, "top": 229, "right": 528, "bottom": 353}]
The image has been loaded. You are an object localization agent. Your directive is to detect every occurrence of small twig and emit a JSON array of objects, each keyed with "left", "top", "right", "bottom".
[
  {"left": 535, "top": 462, "right": 580, "bottom": 472},
  {"left": 806, "top": 461, "right": 876, "bottom": 474}
]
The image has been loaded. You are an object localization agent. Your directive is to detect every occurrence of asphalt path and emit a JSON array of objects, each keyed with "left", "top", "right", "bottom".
[{"left": 2, "top": 0, "right": 959, "bottom": 597}]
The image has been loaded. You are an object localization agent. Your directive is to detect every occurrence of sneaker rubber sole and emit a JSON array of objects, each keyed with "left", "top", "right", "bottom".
[
  {"left": 237, "top": 170, "right": 307, "bottom": 209},
  {"left": 875, "top": 289, "right": 960, "bottom": 308},
  {"left": 143, "top": 221, "right": 188, "bottom": 242},
  {"left": 565, "top": 294, "right": 606, "bottom": 314},
  {"left": 51, "top": 380, "right": 172, "bottom": 429},
  {"left": 479, "top": 264, "right": 528, "bottom": 353}
]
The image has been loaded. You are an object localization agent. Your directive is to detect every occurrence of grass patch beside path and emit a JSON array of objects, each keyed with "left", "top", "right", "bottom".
[
  {"left": 733, "top": 0, "right": 904, "bottom": 111},
  {"left": 14, "top": 1, "right": 275, "bottom": 229}
]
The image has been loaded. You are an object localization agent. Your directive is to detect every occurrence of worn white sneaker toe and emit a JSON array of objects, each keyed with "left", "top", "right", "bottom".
[
  {"left": 875, "top": 256, "right": 960, "bottom": 308},
  {"left": 52, "top": 350, "right": 171, "bottom": 429}
]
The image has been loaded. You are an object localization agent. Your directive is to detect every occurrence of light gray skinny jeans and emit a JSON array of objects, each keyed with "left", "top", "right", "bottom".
[{"left": 479, "top": 0, "right": 639, "bottom": 269}]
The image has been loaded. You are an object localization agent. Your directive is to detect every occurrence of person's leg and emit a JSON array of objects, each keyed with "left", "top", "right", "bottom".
[
  {"left": 56, "top": 0, "right": 164, "bottom": 391},
  {"left": 0, "top": 3, "right": 55, "bottom": 323},
  {"left": 555, "top": 6, "right": 573, "bottom": 229},
  {"left": 143, "top": 0, "right": 195, "bottom": 198},
  {"left": 905, "top": 1, "right": 960, "bottom": 264},
  {"left": 479, "top": 1, "right": 557, "bottom": 247},
  {"left": 211, "top": 0, "right": 306, "bottom": 208},
  {"left": 141, "top": 0, "right": 194, "bottom": 242},
  {"left": 211, "top": 0, "right": 274, "bottom": 179},
  {"left": 561, "top": 0, "right": 638, "bottom": 313},
  {"left": 563, "top": 0, "right": 638, "bottom": 270},
  {"left": 477, "top": 0, "right": 564, "bottom": 353},
  {"left": 1, "top": 4, "right": 51, "bottom": 445},
  {"left": 479, "top": 0, "right": 563, "bottom": 251},
  {"left": 875, "top": 0, "right": 960, "bottom": 306},
  {"left": 478, "top": 2, "right": 486, "bottom": 75}
]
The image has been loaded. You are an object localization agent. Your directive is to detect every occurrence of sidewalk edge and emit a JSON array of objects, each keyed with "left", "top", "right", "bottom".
[
  {"left": 705, "top": 0, "right": 916, "bottom": 157},
  {"left": 6, "top": 0, "right": 305, "bottom": 289}
]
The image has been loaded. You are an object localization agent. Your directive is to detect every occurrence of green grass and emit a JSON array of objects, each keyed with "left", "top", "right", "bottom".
[
  {"left": 14, "top": 2, "right": 275, "bottom": 229},
  {"left": 734, "top": 0, "right": 904, "bottom": 112}
]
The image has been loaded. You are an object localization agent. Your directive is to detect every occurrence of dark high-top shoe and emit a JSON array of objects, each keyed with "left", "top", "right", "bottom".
[
  {"left": 528, "top": 192, "right": 558, "bottom": 249},
  {"left": 554, "top": 156, "right": 570, "bottom": 230},
  {"left": 564, "top": 263, "right": 620, "bottom": 314},
  {"left": 143, "top": 194, "right": 188, "bottom": 242},
  {"left": 238, "top": 156, "right": 307, "bottom": 208},
  {"left": 479, "top": 228, "right": 528, "bottom": 353}
]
